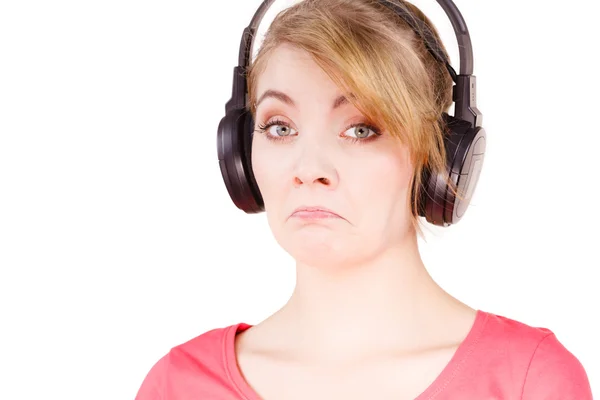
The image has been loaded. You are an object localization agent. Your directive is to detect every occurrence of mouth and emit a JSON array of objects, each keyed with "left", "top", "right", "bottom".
[
  {"left": 290, "top": 210, "right": 342, "bottom": 219},
  {"left": 290, "top": 206, "right": 344, "bottom": 221}
]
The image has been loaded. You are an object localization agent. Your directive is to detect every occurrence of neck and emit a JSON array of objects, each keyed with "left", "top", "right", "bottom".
[{"left": 264, "top": 234, "right": 472, "bottom": 363}]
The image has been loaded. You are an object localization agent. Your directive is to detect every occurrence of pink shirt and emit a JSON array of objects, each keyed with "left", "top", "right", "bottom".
[{"left": 135, "top": 310, "right": 592, "bottom": 399}]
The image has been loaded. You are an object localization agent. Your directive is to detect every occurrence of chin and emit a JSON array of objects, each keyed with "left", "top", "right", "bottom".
[
  {"left": 293, "top": 251, "right": 355, "bottom": 272},
  {"left": 283, "top": 234, "right": 368, "bottom": 271}
]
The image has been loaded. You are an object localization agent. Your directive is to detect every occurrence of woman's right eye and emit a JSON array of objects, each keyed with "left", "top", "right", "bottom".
[{"left": 256, "top": 119, "right": 297, "bottom": 141}]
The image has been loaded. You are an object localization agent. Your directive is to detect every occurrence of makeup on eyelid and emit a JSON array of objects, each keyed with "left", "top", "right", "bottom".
[{"left": 255, "top": 118, "right": 383, "bottom": 145}]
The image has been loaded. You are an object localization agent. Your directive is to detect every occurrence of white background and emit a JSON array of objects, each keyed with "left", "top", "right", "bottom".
[{"left": 1, "top": 0, "right": 598, "bottom": 399}]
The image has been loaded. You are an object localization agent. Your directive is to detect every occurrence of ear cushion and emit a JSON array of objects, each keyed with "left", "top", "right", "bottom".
[
  {"left": 217, "top": 108, "right": 264, "bottom": 213},
  {"left": 219, "top": 108, "right": 485, "bottom": 226},
  {"left": 419, "top": 113, "right": 486, "bottom": 226}
]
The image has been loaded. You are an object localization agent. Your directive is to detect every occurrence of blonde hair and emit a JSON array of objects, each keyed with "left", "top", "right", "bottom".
[{"left": 246, "top": 0, "right": 459, "bottom": 239}]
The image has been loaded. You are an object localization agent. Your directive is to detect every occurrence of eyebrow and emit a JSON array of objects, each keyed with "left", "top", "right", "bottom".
[{"left": 255, "top": 89, "right": 353, "bottom": 111}]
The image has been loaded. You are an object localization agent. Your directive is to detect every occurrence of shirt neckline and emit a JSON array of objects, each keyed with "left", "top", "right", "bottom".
[{"left": 223, "top": 309, "right": 489, "bottom": 400}]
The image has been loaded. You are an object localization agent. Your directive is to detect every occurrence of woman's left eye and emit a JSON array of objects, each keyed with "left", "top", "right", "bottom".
[{"left": 344, "top": 123, "right": 381, "bottom": 142}]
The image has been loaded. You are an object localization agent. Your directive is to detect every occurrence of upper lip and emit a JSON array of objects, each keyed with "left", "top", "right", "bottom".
[{"left": 291, "top": 205, "right": 343, "bottom": 218}]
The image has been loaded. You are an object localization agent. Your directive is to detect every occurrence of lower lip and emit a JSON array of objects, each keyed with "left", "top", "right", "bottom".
[{"left": 291, "top": 211, "right": 341, "bottom": 219}]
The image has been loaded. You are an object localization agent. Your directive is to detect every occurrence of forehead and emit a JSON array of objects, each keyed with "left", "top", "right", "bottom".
[{"left": 256, "top": 44, "right": 341, "bottom": 98}]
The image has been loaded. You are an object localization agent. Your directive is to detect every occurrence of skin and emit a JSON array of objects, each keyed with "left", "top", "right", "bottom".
[{"left": 237, "top": 43, "right": 478, "bottom": 399}]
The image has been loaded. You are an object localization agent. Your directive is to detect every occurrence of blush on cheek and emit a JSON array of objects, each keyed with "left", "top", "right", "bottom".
[
  {"left": 251, "top": 148, "right": 291, "bottom": 207},
  {"left": 365, "top": 154, "right": 413, "bottom": 204}
]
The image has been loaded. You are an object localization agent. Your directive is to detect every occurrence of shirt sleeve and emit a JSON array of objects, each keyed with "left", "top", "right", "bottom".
[
  {"left": 521, "top": 332, "right": 593, "bottom": 400},
  {"left": 135, "top": 354, "right": 168, "bottom": 400}
]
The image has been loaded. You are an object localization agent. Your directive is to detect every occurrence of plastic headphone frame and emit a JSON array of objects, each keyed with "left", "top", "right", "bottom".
[{"left": 217, "top": 0, "right": 486, "bottom": 227}]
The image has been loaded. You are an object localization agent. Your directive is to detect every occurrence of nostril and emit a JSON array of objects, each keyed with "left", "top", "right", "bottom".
[{"left": 294, "top": 177, "right": 330, "bottom": 185}]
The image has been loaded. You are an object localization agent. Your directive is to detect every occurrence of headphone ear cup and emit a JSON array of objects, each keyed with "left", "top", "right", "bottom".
[
  {"left": 217, "top": 107, "right": 264, "bottom": 213},
  {"left": 419, "top": 113, "right": 486, "bottom": 227},
  {"left": 450, "top": 124, "right": 485, "bottom": 223}
]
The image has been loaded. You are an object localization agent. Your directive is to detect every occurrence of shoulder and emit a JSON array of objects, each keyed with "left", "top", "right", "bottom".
[
  {"left": 474, "top": 311, "right": 559, "bottom": 362},
  {"left": 134, "top": 322, "right": 251, "bottom": 400},
  {"left": 475, "top": 311, "right": 592, "bottom": 399},
  {"left": 520, "top": 330, "right": 592, "bottom": 399}
]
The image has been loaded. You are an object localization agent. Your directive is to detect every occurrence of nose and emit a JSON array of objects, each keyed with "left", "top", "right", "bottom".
[
  {"left": 294, "top": 175, "right": 332, "bottom": 187},
  {"left": 292, "top": 146, "right": 338, "bottom": 189}
]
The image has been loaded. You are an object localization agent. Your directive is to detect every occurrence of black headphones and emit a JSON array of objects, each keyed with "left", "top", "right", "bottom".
[{"left": 217, "top": 0, "right": 486, "bottom": 227}]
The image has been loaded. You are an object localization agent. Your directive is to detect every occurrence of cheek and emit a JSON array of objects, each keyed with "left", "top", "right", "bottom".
[
  {"left": 250, "top": 142, "right": 268, "bottom": 192},
  {"left": 350, "top": 150, "right": 412, "bottom": 199},
  {"left": 352, "top": 152, "right": 414, "bottom": 238},
  {"left": 251, "top": 140, "right": 287, "bottom": 201}
]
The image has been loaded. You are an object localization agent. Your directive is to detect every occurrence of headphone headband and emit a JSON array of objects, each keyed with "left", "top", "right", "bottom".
[{"left": 234, "top": 0, "right": 481, "bottom": 127}]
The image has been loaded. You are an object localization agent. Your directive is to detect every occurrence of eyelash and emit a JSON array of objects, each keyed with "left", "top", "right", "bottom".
[{"left": 255, "top": 118, "right": 382, "bottom": 145}]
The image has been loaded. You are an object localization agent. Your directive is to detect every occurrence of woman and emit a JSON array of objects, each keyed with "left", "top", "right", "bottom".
[{"left": 136, "top": 0, "right": 592, "bottom": 398}]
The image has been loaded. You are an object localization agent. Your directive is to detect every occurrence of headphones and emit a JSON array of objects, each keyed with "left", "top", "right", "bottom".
[{"left": 217, "top": 0, "right": 486, "bottom": 227}]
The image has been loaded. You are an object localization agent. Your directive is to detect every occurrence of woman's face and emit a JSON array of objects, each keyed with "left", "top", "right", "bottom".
[{"left": 251, "top": 43, "right": 415, "bottom": 271}]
